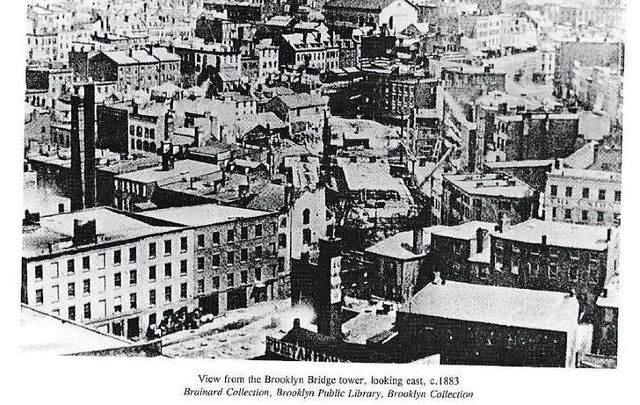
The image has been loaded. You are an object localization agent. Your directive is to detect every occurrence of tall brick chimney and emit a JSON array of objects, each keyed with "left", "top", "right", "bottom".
[{"left": 315, "top": 237, "right": 343, "bottom": 340}]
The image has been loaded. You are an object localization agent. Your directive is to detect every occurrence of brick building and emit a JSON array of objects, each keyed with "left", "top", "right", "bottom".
[{"left": 441, "top": 173, "right": 538, "bottom": 226}]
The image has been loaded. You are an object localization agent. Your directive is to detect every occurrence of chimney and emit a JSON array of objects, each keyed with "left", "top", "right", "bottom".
[
  {"left": 432, "top": 271, "right": 443, "bottom": 285},
  {"left": 606, "top": 228, "right": 612, "bottom": 242},
  {"left": 541, "top": 234, "right": 547, "bottom": 246},
  {"left": 499, "top": 215, "right": 511, "bottom": 233},
  {"left": 83, "top": 84, "right": 96, "bottom": 209},
  {"left": 161, "top": 142, "right": 175, "bottom": 171},
  {"left": 554, "top": 158, "right": 563, "bottom": 170},
  {"left": 73, "top": 219, "right": 97, "bottom": 246},
  {"left": 476, "top": 228, "right": 487, "bottom": 253},
  {"left": 316, "top": 238, "right": 343, "bottom": 339},
  {"left": 498, "top": 102, "right": 508, "bottom": 115},
  {"left": 284, "top": 183, "right": 294, "bottom": 210},
  {"left": 303, "top": 32, "right": 307, "bottom": 43},
  {"left": 132, "top": 101, "right": 139, "bottom": 116},
  {"left": 293, "top": 318, "right": 301, "bottom": 329},
  {"left": 193, "top": 126, "right": 200, "bottom": 147},
  {"left": 412, "top": 226, "right": 424, "bottom": 255},
  {"left": 69, "top": 94, "right": 84, "bottom": 212}
]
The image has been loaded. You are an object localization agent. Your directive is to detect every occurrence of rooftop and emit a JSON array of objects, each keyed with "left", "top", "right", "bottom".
[
  {"left": 444, "top": 173, "right": 536, "bottom": 199},
  {"left": 432, "top": 220, "right": 496, "bottom": 240},
  {"left": 136, "top": 203, "right": 272, "bottom": 227},
  {"left": 114, "top": 159, "right": 221, "bottom": 184},
  {"left": 494, "top": 219, "right": 614, "bottom": 251},
  {"left": 485, "top": 159, "right": 555, "bottom": 169},
  {"left": 277, "top": 93, "right": 326, "bottom": 110},
  {"left": 20, "top": 305, "right": 132, "bottom": 355},
  {"left": 549, "top": 168, "right": 621, "bottom": 183},
  {"left": 23, "top": 207, "right": 180, "bottom": 259},
  {"left": 341, "top": 162, "right": 412, "bottom": 199},
  {"left": 403, "top": 281, "right": 579, "bottom": 333},
  {"left": 366, "top": 225, "right": 446, "bottom": 260}
]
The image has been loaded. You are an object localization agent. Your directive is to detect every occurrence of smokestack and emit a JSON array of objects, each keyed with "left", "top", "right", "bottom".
[
  {"left": 83, "top": 84, "right": 96, "bottom": 208},
  {"left": 194, "top": 126, "right": 200, "bottom": 147},
  {"left": 541, "top": 234, "right": 547, "bottom": 245},
  {"left": 69, "top": 94, "right": 84, "bottom": 212}
]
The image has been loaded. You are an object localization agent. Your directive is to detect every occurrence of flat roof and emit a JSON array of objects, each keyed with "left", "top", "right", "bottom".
[
  {"left": 20, "top": 305, "right": 131, "bottom": 355},
  {"left": 485, "top": 159, "right": 555, "bottom": 169},
  {"left": 444, "top": 173, "right": 536, "bottom": 199},
  {"left": 403, "top": 281, "right": 579, "bottom": 332},
  {"left": 341, "top": 162, "right": 411, "bottom": 198},
  {"left": 23, "top": 207, "right": 181, "bottom": 258},
  {"left": 115, "top": 159, "right": 220, "bottom": 184},
  {"left": 548, "top": 168, "right": 621, "bottom": 182},
  {"left": 136, "top": 203, "right": 273, "bottom": 227},
  {"left": 494, "top": 219, "right": 613, "bottom": 251},
  {"left": 432, "top": 221, "right": 496, "bottom": 240}
]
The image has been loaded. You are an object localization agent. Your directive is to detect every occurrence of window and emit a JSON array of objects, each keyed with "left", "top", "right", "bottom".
[
  {"left": 552, "top": 207, "right": 557, "bottom": 219},
  {"left": 180, "top": 259, "right": 188, "bottom": 275},
  {"left": 212, "top": 254, "right": 220, "bottom": 267},
  {"left": 303, "top": 229, "right": 311, "bottom": 244},
  {"left": 149, "top": 289, "right": 156, "bottom": 305},
  {"left": 197, "top": 234, "right": 205, "bottom": 248},
  {"left": 569, "top": 267, "right": 578, "bottom": 281},
  {"left": 582, "top": 210, "right": 589, "bottom": 221},
  {"left": 197, "top": 279, "right": 205, "bottom": 294},
  {"left": 35, "top": 289, "right": 44, "bottom": 305},
  {"left": 227, "top": 229, "right": 235, "bottom": 242},
  {"left": 114, "top": 296, "right": 122, "bottom": 313},
  {"left": 582, "top": 188, "right": 589, "bottom": 199},
  {"left": 212, "top": 231, "right": 220, "bottom": 245},
  {"left": 164, "top": 263, "right": 172, "bottom": 279},
  {"left": 241, "top": 226, "right": 248, "bottom": 240},
  {"left": 241, "top": 248, "right": 248, "bottom": 262},
  {"left": 241, "top": 271, "right": 248, "bottom": 284},
  {"left": 129, "top": 247, "right": 137, "bottom": 263},
  {"left": 82, "top": 256, "right": 90, "bottom": 271},
  {"left": 83, "top": 303, "right": 91, "bottom": 319},
  {"left": 303, "top": 209, "right": 310, "bottom": 225},
  {"left": 83, "top": 279, "right": 90, "bottom": 295},
  {"left": 178, "top": 236, "right": 188, "bottom": 253},
  {"left": 548, "top": 264, "right": 558, "bottom": 279},
  {"left": 114, "top": 272, "right": 121, "bottom": 288},
  {"left": 270, "top": 243, "right": 276, "bottom": 255},
  {"left": 149, "top": 265, "right": 156, "bottom": 281},
  {"left": 68, "top": 282, "right": 75, "bottom": 298},
  {"left": 129, "top": 270, "right": 137, "bottom": 285},
  {"left": 550, "top": 185, "right": 557, "bottom": 197},
  {"left": 67, "top": 259, "right": 75, "bottom": 275},
  {"left": 280, "top": 217, "right": 287, "bottom": 228},
  {"left": 255, "top": 268, "right": 262, "bottom": 281},
  {"left": 255, "top": 246, "right": 262, "bottom": 260},
  {"left": 164, "top": 240, "right": 172, "bottom": 256},
  {"left": 597, "top": 211, "right": 604, "bottom": 223},
  {"left": 615, "top": 190, "right": 621, "bottom": 202},
  {"left": 149, "top": 242, "right": 156, "bottom": 259},
  {"left": 114, "top": 250, "right": 121, "bottom": 265},
  {"left": 35, "top": 265, "right": 43, "bottom": 281},
  {"left": 279, "top": 234, "right": 287, "bottom": 248},
  {"left": 68, "top": 306, "right": 75, "bottom": 321},
  {"left": 565, "top": 187, "right": 572, "bottom": 198},
  {"left": 227, "top": 251, "right": 235, "bottom": 265},
  {"left": 165, "top": 286, "right": 172, "bottom": 302},
  {"left": 98, "top": 276, "right": 106, "bottom": 292},
  {"left": 598, "top": 189, "right": 606, "bottom": 200},
  {"left": 564, "top": 209, "right": 572, "bottom": 220},
  {"left": 51, "top": 262, "right": 59, "bottom": 278},
  {"left": 130, "top": 293, "right": 137, "bottom": 310},
  {"left": 227, "top": 273, "right": 235, "bottom": 287},
  {"left": 97, "top": 253, "right": 105, "bottom": 269},
  {"left": 180, "top": 283, "right": 187, "bottom": 299}
]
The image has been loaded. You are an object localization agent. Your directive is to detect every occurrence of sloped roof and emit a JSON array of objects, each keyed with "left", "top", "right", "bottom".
[
  {"left": 277, "top": 93, "right": 326, "bottom": 109},
  {"left": 325, "top": 0, "right": 395, "bottom": 10}
]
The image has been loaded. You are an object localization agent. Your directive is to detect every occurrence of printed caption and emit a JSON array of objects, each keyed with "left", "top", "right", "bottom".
[{"left": 183, "top": 373, "right": 475, "bottom": 400}]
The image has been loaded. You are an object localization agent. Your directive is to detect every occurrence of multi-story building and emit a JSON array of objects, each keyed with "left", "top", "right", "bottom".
[
  {"left": 441, "top": 173, "right": 538, "bottom": 226},
  {"left": 136, "top": 204, "right": 287, "bottom": 315},
  {"left": 440, "top": 65, "right": 506, "bottom": 93},
  {"left": 170, "top": 40, "right": 241, "bottom": 84},
  {"left": 264, "top": 93, "right": 328, "bottom": 140},
  {"left": 544, "top": 167, "right": 621, "bottom": 226},
  {"left": 256, "top": 39, "right": 279, "bottom": 82},
  {"left": 22, "top": 207, "right": 195, "bottom": 340},
  {"left": 490, "top": 219, "right": 619, "bottom": 320}
]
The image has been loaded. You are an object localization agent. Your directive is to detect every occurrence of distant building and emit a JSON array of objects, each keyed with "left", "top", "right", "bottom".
[
  {"left": 264, "top": 93, "right": 328, "bottom": 140},
  {"left": 544, "top": 167, "right": 621, "bottom": 226},
  {"left": 441, "top": 173, "right": 538, "bottom": 226}
]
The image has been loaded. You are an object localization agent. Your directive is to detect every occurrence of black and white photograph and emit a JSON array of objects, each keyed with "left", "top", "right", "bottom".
[{"left": 8, "top": 0, "right": 637, "bottom": 403}]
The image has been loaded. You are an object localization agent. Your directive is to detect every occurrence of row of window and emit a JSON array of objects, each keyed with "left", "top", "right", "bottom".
[
  {"left": 40, "top": 283, "right": 189, "bottom": 322},
  {"left": 33, "top": 238, "right": 189, "bottom": 281},
  {"left": 196, "top": 224, "right": 273, "bottom": 247},
  {"left": 551, "top": 207, "right": 615, "bottom": 223},
  {"left": 550, "top": 185, "right": 621, "bottom": 201},
  {"left": 196, "top": 245, "right": 275, "bottom": 269},
  {"left": 196, "top": 268, "right": 264, "bottom": 294},
  {"left": 129, "top": 125, "right": 156, "bottom": 139}
]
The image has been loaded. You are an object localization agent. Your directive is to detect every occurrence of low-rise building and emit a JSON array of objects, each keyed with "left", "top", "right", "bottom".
[
  {"left": 264, "top": 92, "right": 328, "bottom": 140},
  {"left": 441, "top": 173, "right": 538, "bottom": 226}
]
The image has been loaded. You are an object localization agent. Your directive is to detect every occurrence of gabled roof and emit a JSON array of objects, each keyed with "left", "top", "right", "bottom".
[
  {"left": 100, "top": 51, "right": 137, "bottom": 65},
  {"left": 325, "top": 0, "right": 395, "bottom": 11}
]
